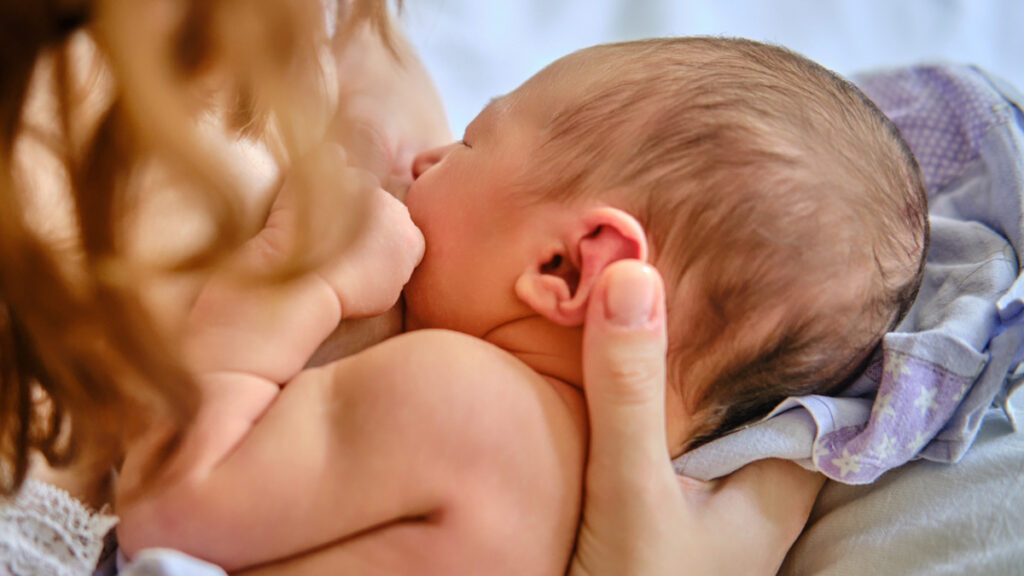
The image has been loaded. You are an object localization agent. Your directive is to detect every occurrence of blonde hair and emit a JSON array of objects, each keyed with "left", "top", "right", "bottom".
[
  {"left": 0, "top": 0, "right": 392, "bottom": 494},
  {"left": 529, "top": 37, "right": 928, "bottom": 447}
]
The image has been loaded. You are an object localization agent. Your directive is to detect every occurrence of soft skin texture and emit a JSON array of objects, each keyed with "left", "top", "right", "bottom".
[
  {"left": 311, "top": 17, "right": 453, "bottom": 363},
  {"left": 116, "top": 144, "right": 587, "bottom": 574},
  {"left": 569, "top": 262, "right": 824, "bottom": 576},
  {"left": 14, "top": 5, "right": 821, "bottom": 575},
  {"left": 122, "top": 332, "right": 586, "bottom": 575},
  {"left": 404, "top": 59, "right": 699, "bottom": 455},
  {"left": 118, "top": 41, "right": 822, "bottom": 576}
]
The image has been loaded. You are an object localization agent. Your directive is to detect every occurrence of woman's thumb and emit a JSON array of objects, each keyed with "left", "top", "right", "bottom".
[{"left": 582, "top": 260, "right": 670, "bottom": 473}]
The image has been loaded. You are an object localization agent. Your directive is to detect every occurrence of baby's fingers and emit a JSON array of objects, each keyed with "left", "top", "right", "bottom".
[{"left": 265, "top": 143, "right": 373, "bottom": 261}]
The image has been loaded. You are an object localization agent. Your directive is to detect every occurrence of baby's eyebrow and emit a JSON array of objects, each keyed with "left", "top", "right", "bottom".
[{"left": 468, "top": 96, "right": 509, "bottom": 138}]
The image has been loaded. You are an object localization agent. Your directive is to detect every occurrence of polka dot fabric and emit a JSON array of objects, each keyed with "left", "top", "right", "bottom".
[
  {"left": 676, "top": 65, "right": 1024, "bottom": 485},
  {"left": 856, "top": 66, "right": 1013, "bottom": 194}
]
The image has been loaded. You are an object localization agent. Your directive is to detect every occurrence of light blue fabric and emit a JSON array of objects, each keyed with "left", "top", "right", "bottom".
[
  {"left": 674, "top": 64, "right": 1024, "bottom": 484},
  {"left": 780, "top": 395, "right": 1024, "bottom": 575},
  {"left": 112, "top": 549, "right": 225, "bottom": 576}
]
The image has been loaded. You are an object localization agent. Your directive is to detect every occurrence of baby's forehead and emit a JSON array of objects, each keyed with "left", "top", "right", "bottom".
[
  {"left": 510, "top": 52, "right": 619, "bottom": 115},
  {"left": 472, "top": 94, "right": 516, "bottom": 129}
]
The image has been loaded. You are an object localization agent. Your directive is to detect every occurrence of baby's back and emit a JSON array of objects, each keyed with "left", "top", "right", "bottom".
[
  {"left": 118, "top": 329, "right": 587, "bottom": 575},
  {"left": 243, "top": 329, "right": 589, "bottom": 575}
]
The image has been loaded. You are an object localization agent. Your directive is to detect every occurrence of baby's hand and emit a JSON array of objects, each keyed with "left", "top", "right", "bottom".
[
  {"left": 318, "top": 180, "right": 424, "bottom": 318},
  {"left": 255, "top": 143, "right": 424, "bottom": 319}
]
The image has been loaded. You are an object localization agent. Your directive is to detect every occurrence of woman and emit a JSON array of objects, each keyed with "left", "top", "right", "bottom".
[{"left": 0, "top": 1, "right": 818, "bottom": 573}]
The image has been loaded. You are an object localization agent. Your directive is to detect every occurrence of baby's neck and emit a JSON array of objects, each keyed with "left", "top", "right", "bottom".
[
  {"left": 428, "top": 310, "right": 696, "bottom": 460},
  {"left": 484, "top": 316, "right": 693, "bottom": 459},
  {"left": 481, "top": 316, "right": 584, "bottom": 389},
  {"left": 490, "top": 315, "right": 697, "bottom": 460}
]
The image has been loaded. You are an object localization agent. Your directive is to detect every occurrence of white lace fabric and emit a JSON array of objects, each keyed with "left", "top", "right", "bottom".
[{"left": 0, "top": 480, "right": 118, "bottom": 576}]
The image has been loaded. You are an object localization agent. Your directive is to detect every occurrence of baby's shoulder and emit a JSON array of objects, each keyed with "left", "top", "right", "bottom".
[
  {"left": 326, "top": 328, "right": 585, "bottom": 459},
  {"left": 316, "top": 328, "right": 587, "bottom": 466},
  {"left": 311, "top": 329, "right": 586, "bottom": 573},
  {"left": 369, "top": 329, "right": 537, "bottom": 380},
  {"left": 339, "top": 328, "right": 573, "bottom": 414},
  {"left": 356, "top": 330, "right": 584, "bottom": 569}
]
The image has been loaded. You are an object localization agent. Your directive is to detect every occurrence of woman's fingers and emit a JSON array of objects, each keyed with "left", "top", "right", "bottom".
[
  {"left": 582, "top": 260, "right": 670, "bottom": 473},
  {"left": 572, "top": 260, "right": 682, "bottom": 575},
  {"left": 573, "top": 261, "right": 823, "bottom": 576},
  {"left": 705, "top": 459, "right": 824, "bottom": 572}
]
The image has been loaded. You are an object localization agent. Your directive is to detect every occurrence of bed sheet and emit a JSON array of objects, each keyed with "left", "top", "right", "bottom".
[{"left": 781, "top": 401, "right": 1024, "bottom": 574}]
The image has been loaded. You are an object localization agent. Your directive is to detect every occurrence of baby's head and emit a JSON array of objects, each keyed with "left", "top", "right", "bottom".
[{"left": 406, "top": 37, "right": 927, "bottom": 453}]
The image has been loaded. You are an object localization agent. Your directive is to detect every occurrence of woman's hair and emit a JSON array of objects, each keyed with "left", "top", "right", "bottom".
[{"left": 0, "top": 0, "right": 391, "bottom": 495}]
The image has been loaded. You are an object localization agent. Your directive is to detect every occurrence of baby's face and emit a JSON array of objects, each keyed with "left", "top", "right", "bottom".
[
  {"left": 402, "top": 50, "right": 610, "bottom": 338},
  {"left": 402, "top": 96, "right": 542, "bottom": 336}
]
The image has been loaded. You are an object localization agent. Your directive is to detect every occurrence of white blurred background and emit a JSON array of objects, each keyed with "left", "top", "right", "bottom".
[{"left": 400, "top": 0, "right": 1024, "bottom": 137}]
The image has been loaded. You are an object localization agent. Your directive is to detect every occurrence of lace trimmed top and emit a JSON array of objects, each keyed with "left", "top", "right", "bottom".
[{"left": 0, "top": 480, "right": 118, "bottom": 576}]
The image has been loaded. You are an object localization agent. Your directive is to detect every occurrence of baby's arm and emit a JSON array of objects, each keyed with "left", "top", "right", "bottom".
[
  {"left": 185, "top": 143, "right": 423, "bottom": 383},
  {"left": 119, "top": 330, "right": 587, "bottom": 574},
  {"left": 117, "top": 144, "right": 422, "bottom": 546}
]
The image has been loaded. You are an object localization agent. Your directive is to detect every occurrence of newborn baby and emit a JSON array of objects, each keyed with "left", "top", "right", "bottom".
[{"left": 117, "top": 37, "right": 927, "bottom": 575}]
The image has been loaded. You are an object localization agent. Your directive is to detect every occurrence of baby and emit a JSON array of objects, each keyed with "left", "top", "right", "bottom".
[{"left": 117, "top": 37, "right": 927, "bottom": 574}]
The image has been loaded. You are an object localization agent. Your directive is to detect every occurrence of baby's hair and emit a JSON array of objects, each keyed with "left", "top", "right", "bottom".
[
  {"left": 0, "top": 0, "right": 391, "bottom": 495},
  {"left": 530, "top": 37, "right": 928, "bottom": 448}
]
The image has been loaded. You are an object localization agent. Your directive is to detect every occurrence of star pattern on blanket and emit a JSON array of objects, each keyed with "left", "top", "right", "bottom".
[
  {"left": 884, "top": 353, "right": 913, "bottom": 381},
  {"left": 872, "top": 434, "right": 897, "bottom": 460},
  {"left": 875, "top": 391, "right": 897, "bottom": 421},
  {"left": 914, "top": 387, "right": 939, "bottom": 417},
  {"left": 831, "top": 448, "right": 863, "bottom": 478},
  {"left": 813, "top": 349, "right": 975, "bottom": 482}
]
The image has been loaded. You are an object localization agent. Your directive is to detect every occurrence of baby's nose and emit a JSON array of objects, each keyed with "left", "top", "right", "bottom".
[{"left": 412, "top": 143, "right": 457, "bottom": 179}]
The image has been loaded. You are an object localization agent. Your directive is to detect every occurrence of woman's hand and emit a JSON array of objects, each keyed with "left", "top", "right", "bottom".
[{"left": 572, "top": 261, "right": 824, "bottom": 575}]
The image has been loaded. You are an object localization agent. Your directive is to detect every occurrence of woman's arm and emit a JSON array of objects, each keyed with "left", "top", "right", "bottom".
[{"left": 570, "top": 261, "right": 822, "bottom": 576}]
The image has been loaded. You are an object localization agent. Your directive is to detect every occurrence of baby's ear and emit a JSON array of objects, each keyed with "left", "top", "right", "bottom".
[{"left": 515, "top": 207, "right": 649, "bottom": 326}]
